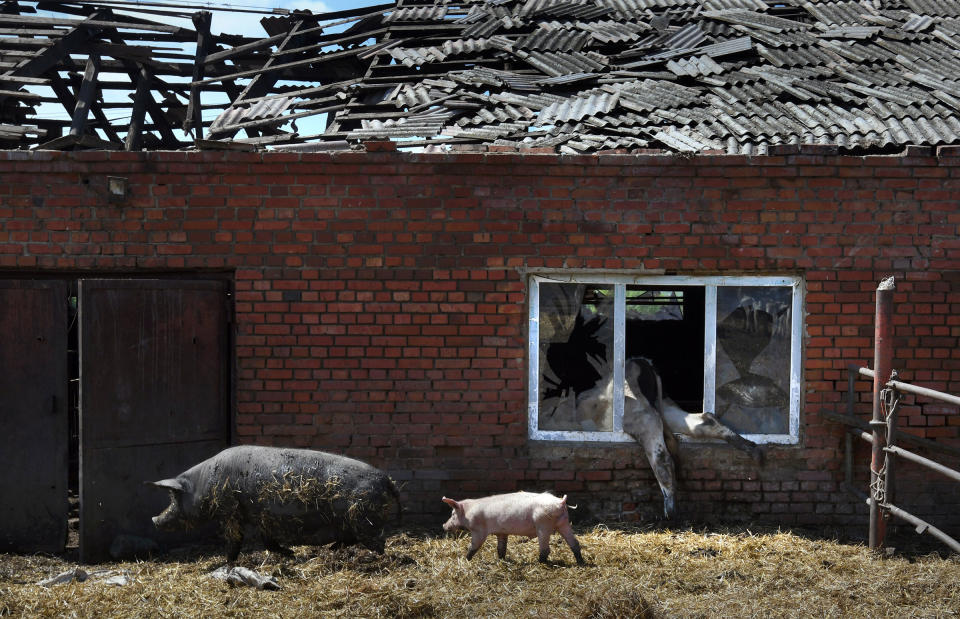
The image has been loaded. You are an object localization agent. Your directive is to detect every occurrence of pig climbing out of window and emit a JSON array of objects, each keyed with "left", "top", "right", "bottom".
[
  {"left": 658, "top": 396, "right": 765, "bottom": 463},
  {"left": 621, "top": 357, "right": 764, "bottom": 464},
  {"left": 578, "top": 357, "right": 764, "bottom": 519},
  {"left": 577, "top": 357, "right": 678, "bottom": 519},
  {"left": 441, "top": 491, "right": 585, "bottom": 565},
  {"left": 149, "top": 445, "right": 401, "bottom": 563}
]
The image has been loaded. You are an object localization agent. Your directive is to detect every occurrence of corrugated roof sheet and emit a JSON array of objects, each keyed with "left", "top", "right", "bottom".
[
  {"left": 666, "top": 54, "right": 725, "bottom": 77},
  {"left": 904, "top": 0, "right": 960, "bottom": 18},
  {"left": 703, "top": 0, "right": 768, "bottom": 10},
  {"left": 702, "top": 9, "right": 813, "bottom": 32},
  {"left": 517, "top": 26, "right": 591, "bottom": 51},
  {"left": 903, "top": 14, "right": 935, "bottom": 32},
  {"left": 5, "top": 0, "right": 960, "bottom": 153},
  {"left": 516, "top": 49, "right": 607, "bottom": 76},
  {"left": 209, "top": 97, "right": 294, "bottom": 133},
  {"left": 663, "top": 23, "right": 708, "bottom": 50},
  {"left": 578, "top": 20, "right": 649, "bottom": 44},
  {"left": 385, "top": 6, "right": 448, "bottom": 22},
  {"left": 802, "top": 1, "right": 874, "bottom": 27},
  {"left": 538, "top": 89, "right": 620, "bottom": 123}
]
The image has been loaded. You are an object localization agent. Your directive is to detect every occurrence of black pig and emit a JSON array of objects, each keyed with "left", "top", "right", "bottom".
[{"left": 150, "top": 445, "right": 401, "bottom": 562}]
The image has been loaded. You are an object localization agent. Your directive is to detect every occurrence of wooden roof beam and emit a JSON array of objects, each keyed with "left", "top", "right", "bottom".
[
  {"left": 0, "top": 12, "right": 102, "bottom": 81},
  {"left": 183, "top": 10, "right": 211, "bottom": 138},
  {"left": 0, "top": 13, "right": 188, "bottom": 34}
]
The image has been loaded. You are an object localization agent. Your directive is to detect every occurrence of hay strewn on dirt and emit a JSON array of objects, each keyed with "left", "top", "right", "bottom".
[{"left": 2, "top": 525, "right": 958, "bottom": 618}]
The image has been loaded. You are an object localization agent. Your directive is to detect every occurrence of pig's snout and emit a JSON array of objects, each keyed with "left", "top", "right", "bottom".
[
  {"left": 152, "top": 512, "right": 175, "bottom": 530},
  {"left": 152, "top": 503, "right": 180, "bottom": 530}
]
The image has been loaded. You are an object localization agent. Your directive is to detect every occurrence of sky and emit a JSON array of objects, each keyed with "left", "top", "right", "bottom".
[{"left": 184, "top": 0, "right": 385, "bottom": 38}]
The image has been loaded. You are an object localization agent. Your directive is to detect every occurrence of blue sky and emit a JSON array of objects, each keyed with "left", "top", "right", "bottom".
[{"left": 202, "top": 0, "right": 386, "bottom": 37}]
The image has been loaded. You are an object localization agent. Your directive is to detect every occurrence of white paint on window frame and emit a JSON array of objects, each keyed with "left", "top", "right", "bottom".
[{"left": 528, "top": 273, "right": 803, "bottom": 445}]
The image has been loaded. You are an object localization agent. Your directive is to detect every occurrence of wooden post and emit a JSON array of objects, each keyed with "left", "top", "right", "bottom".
[
  {"left": 869, "top": 276, "right": 895, "bottom": 550},
  {"left": 124, "top": 65, "right": 150, "bottom": 152},
  {"left": 69, "top": 54, "right": 100, "bottom": 138},
  {"left": 184, "top": 11, "right": 212, "bottom": 140}
]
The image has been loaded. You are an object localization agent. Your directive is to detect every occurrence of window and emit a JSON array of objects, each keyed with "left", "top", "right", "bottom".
[{"left": 528, "top": 273, "right": 802, "bottom": 444}]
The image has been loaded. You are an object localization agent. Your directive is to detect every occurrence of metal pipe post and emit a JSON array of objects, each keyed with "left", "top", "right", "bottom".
[{"left": 869, "top": 276, "right": 895, "bottom": 550}]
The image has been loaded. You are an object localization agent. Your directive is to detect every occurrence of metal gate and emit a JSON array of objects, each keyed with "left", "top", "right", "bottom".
[
  {"left": 824, "top": 277, "right": 960, "bottom": 554},
  {"left": 79, "top": 279, "right": 230, "bottom": 562},
  {"left": 0, "top": 280, "right": 69, "bottom": 553}
]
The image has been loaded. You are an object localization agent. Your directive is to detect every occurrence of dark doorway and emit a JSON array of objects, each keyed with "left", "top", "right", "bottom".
[{"left": 0, "top": 276, "right": 231, "bottom": 561}]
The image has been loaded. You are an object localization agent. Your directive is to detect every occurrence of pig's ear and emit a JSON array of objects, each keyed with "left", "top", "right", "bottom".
[
  {"left": 441, "top": 497, "right": 460, "bottom": 510},
  {"left": 148, "top": 478, "right": 187, "bottom": 493}
]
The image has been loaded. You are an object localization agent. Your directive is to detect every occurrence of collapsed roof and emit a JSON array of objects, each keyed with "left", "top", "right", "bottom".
[{"left": 2, "top": 0, "right": 959, "bottom": 154}]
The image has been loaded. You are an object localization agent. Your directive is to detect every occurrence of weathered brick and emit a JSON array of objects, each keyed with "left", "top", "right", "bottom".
[{"left": 2, "top": 149, "right": 959, "bottom": 531}]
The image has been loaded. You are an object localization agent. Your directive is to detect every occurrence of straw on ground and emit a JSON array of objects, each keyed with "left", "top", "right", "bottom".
[{"left": 1, "top": 524, "right": 957, "bottom": 618}]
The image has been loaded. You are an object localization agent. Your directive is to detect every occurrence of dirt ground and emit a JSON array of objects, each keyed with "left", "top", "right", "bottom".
[{"left": 2, "top": 524, "right": 958, "bottom": 618}]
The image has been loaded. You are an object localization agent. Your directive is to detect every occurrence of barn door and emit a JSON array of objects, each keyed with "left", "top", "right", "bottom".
[
  {"left": 78, "top": 279, "right": 230, "bottom": 562},
  {"left": 0, "top": 280, "right": 69, "bottom": 553}
]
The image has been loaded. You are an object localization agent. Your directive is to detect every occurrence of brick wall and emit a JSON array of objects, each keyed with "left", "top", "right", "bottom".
[{"left": 2, "top": 146, "right": 959, "bottom": 540}]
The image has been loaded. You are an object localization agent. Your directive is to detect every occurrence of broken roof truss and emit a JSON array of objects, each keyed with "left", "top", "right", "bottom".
[{"left": 2, "top": 0, "right": 960, "bottom": 154}]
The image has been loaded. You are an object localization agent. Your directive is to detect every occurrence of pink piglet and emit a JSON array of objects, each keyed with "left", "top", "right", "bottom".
[{"left": 442, "top": 491, "right": 585, "bottom": 565}]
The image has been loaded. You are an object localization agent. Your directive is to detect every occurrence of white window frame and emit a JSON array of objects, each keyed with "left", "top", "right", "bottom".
[{"left": 528, "top": 273, "right": 803, "bottom": 445}]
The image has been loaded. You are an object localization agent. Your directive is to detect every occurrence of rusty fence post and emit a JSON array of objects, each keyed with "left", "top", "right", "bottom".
[{"left": 869, "top": 276, "right": 895, "bottom": 550}]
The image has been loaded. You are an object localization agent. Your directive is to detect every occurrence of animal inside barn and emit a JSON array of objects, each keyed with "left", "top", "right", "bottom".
[{"left": 0, "top": 0, "right": 959, "bottom": 563}]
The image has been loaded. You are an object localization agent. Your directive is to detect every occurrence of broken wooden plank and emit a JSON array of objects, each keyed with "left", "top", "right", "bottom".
[
  {"left": 195, "top": 138, "right": 258, "bottom": 151},
  {"left": 69, "top": 54, "right": 101, "bottom": 137},
  {"left": 270, "top": 27, "right": 390, "bottom": 60},
  {"left": 0, "top": 37, "right": 58, "bottom": 46},
  {"left": 192, "top": 43, "right": 370, "bottom": 86},
  {"left": 0, "top": 13, "right": 102, "bottom": 85},
  {"left": 0, "top": 14, "right": 186, "bottom": 34},
  {"left": 0, "top": 28, "right": 66, "bottom": 36},
  {"left": 0, "top": 123, "right": 46, "bottom": 138},
  {"left": 0, "top": 75, "right": 51, "bottom": 85},
  {"left": 0, "top": 88, "right": 42, "bottom": 99},
  {"left": 203, "top": 31, "right": 289, "bottom": 65},
  {"left": 36, "top": 133, "right": 96, "bottom": 150},
  {"left": 201, "top": 6, "right": 392, "bottom": 65}
]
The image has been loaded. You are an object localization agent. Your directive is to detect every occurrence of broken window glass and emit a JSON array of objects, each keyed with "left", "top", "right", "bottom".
[
  {"left": 528, "top": 275, "right": 800, "bottom": 443},
  {"left": 537, "top": 283, "right": 613, "bottom": 431},
  {"left": 715, "top": 286, "right": 793, "bottom": 435}
]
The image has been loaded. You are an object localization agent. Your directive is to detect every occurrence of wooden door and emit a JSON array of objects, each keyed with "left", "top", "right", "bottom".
[
  {"left": 78, "top": 279, "right": 229, "bottom": 562},
  {"left": 0, "top": 280, "right": 69, "bottom": 553}
]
